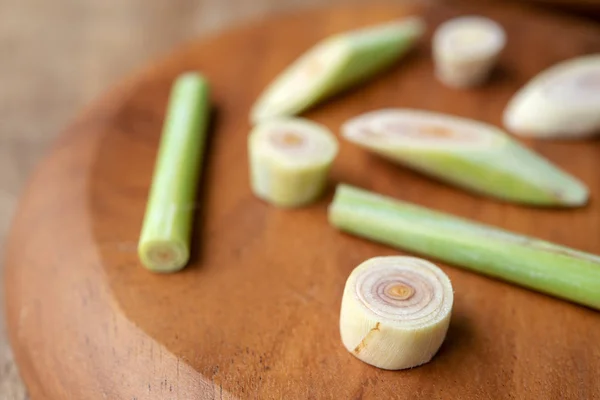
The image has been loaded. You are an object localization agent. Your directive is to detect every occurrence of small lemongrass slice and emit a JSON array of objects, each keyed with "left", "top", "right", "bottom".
[
  {"left": 248, "top": 117, "right": 338, "bottom": 207},
  {"left": 340, "top": 256, "right": 453, "bottom": 370},
  {"left": 250, "top": 17, "right": 425, "bottom": 123},
  {"left": 503, "top": 54, "right": 600, "bottom": 139},
  {"left": 342, "top": 108, "right": 588, "bottom": 207},
  {"left": 433, "top": 16, "right": 506, "bottom": 88}
]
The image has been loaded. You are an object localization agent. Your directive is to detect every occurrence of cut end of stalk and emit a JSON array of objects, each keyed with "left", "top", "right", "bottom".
[
  {"left": 340, "top": 256, "right": 453, "bottom": 370},
  {"left": 434, "top": 16, "right": 505, "bottom": 60},
  {"left": 248, "top": 117, "right": 338, "bottom": 207},
  {"left": 433, "top": 16, "right": 505, "bottom": 88},
  {"left": 353, "top": 257, "right": 453, "bottom": 325},
  {"left": 138, "top": 240, "right": 189, "bottom": 273},
  {"left": 504, "top": 55, "right": 600, "bottom": 138},
  {"left": 251, "top": 118, "right": 338, "bottom": 167},
  {"left": 250, "top": 40, "right": 348, "bottom": 124},
  {"left": 342, "top": 108, "right": 500, "bottom": 150}
]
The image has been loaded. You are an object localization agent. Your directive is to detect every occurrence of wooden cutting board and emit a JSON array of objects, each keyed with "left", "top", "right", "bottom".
[{"left": 5, "top": 1, "right": 600, "bottom": 399}]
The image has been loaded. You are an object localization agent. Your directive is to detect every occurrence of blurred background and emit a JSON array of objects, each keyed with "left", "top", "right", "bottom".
[{"left": 0, "top": 0, "right": 598, "bottom": 398}]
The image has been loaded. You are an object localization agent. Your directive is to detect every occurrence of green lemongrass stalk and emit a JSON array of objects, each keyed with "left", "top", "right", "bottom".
[
  {"left": 250, "top": 17, "right": 425, "bottom": 124},
  {"left": 328, "top": 184, "right": 600, "bottom": 310},
  {"left": 138, "top": 73, "right": 210, "bottom": 273},
  {"left": 342, "top": 109, "right": 588, "bottom": 207}
]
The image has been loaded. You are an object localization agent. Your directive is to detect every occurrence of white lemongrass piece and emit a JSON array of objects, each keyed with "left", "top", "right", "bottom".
[
  {"left": 340, "top": 256, "right": 453, "bottom": 370},
  {"left": 503, "top": 54, "right": 600, "bottom": 139},
  {"left": 250, "top": 17, "right": 425, "bottom": 123},
  {"left": 248, "top": 117, "right": 338, "bottom": 207},
  {"left": 342, "top": 108, "right": 588, "bottom": 206},
  {"left": 433, "top": 16, "right": 506, "bottom": 88}
]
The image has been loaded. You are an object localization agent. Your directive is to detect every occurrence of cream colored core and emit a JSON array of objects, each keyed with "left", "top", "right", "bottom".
[
  {"left": 149, "top": 247, "right": 176, "bottom": 264},
  {"left": 270, "top": 131, "right": 305, "bottom": 148},
  {"left": 386, "top": 283, "right": 415, "bottom": 300}
]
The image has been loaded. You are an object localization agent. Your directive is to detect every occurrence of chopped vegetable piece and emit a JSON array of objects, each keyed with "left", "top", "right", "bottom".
[
  {"left": 329, "top": 184, "right": 600, "bottom": 310},
  {"left": 342, "top": 108, "right": 588, "bottom": 207},
  {"left": 250, "top": 17, "right": 425, "bottom": 123},
  {"left": 504, "top": 54, "right": 600, "bottom": 139},
  {"left": 340, "top": 256, "right": 453, "bottom": 370},
  {"left": 249, "top": 117, "right": 338, "bottom": 207},
  {"left": 138, "top": 72, "right": 210, "bottom": 273},
  {"left": 433, "top": 15, "right": 506, "bottom": 88}
]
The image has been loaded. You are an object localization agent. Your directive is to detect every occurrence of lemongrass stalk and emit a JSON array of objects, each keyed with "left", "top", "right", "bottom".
[
  {"left": 342, "top": 108, "right": 588, "bottom": 207},
  {"left": 503, "top": 54, "right": 600, "bottom": 139},
  {"left": 138, "top": 72, "right": 210, "bottom": 272},
  {"left": 329, "top": 184, "right": 600, "bottom": 310},
  {"left": 250, "top": 17, "right": 425, "bottom": 124},
  {"left": 340, "top": 256, "right": 453, "bottom": 370},
  {"left": 433, "top": 16, "right": 506, "bottom": 88},
  {"left": 248, "top": 117, "right": 338, "bottom": 207}
]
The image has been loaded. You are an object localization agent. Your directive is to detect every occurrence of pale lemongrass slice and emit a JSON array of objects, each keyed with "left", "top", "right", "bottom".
[
  {"left": 250, "top": 17, "right": 425, "bottom": 123},
  {"left": 433, "top": 16, "right": 506, "bottom": 88},
  {"left": 342, "top": 108, "right": 588, "bottom": 206},
  {"left": 340, "top": 256, "right": 453, "bottom": 370},
  {"left": 503, "top": 54, "right": 600, "bottom": 139},
  {"left": 248, "top": 117, "right": 338, "bottom": 207}
]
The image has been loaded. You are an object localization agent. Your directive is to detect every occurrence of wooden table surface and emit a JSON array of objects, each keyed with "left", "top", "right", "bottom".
[
  {"left": 0, "top": 1, "right": 352, "bottom": 398},
  {"left": 1, "top": 0, "right": 597, "bottom": 399}
]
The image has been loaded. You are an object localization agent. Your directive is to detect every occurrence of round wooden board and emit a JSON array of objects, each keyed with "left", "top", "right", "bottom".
[{"left": 6, "top": 2, "right": 600, "bottom": 399}]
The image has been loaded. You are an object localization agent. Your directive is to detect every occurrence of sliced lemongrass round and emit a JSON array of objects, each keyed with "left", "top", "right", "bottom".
[
  {"left": 503, "top": 54, "right": 600, "bottom": 139},
  {"left": 341, "top": 108, "right": 588, "bottom": 206},
  {"left": 248, "top": 117, "right": 338, "bottom": 207},
  {"left": 433, "top": 16, "right": 506, "bottom": 88},
  {"left": 250, "top": 17, "right": 425, "bottom": 124},
  {"left": 339, "top": 256, "right": 453, "bottom": 370}
]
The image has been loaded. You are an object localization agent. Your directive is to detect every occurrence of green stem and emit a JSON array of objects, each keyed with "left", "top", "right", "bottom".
[
  {"left": 138, "top": 73, "right": 210, "bottom": 272},
  {"left": 328, "top": 184, "right": 600, "bottom": 310},
  {"left": 250, "top": 17, "right": 424, "bottom": 123}
]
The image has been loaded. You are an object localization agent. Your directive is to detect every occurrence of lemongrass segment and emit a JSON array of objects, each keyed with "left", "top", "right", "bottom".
[
  {"left": 138, "top": 72, "right": 210, "bottom": 273},
  {"left": 329, "top": 184, "right": 600, "bottom": 310},
  {"left": 433, "top": 16, "right": 506, "bottom": 88},
  {"left": 342, "top": 108, "right": 588, "bottom": 207},
  {"left": 250, "top": 17, "right": 425, "bottom": 124},
  {"left": 340, "top": 256, "right": 453, "bottom": 370},
  {"left": 503, "top": 54, "right": 600, "bottom": 139},
  {"left": 248, "top": 117, "right": 338, "bottom": 207}
]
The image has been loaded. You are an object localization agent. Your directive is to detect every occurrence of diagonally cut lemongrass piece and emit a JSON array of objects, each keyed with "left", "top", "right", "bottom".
[
  {"left": 433, "top": 16, "right": 506, "bottom": 88},
  {"left": 250, "top": 17, "right": 425, "bottom": 124},
  {"left": 329, "top": 184, "right": 600, "bottom": 310},
  {"left": 138, "top": 72, "right": 210, "bottom": 273},
  {"left": 340, "top": 256, "right": 453, "bottom": 370},
  {"left": 342, "top": 108, "right": 588, "bottom": 207},
  {"left": 503, "top": 54, "right": 600, "bottom": 139},
  {"left": 248, "top": 117, "right": 338, "bottom": 207}
]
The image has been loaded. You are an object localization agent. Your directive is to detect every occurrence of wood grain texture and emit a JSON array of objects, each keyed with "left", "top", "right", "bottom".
[
  {"left": 0, "top": 0, "right": 350, "bottom": 398},
  {"left": 5, "top": 1, "right": 600, "bottom": 399}
]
